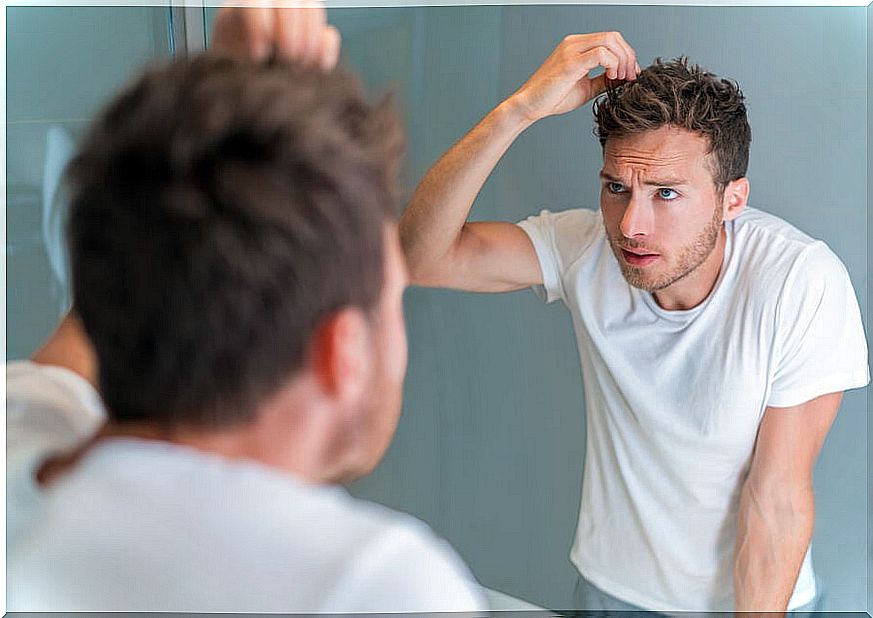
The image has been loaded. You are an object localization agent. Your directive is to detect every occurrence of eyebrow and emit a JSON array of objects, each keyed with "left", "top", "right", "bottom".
[{"left": 599, "top": 171, "right": 688, "bottom": 186}]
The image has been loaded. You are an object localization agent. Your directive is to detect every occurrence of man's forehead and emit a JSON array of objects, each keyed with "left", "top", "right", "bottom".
[{"left": 602, "top": 126, "right": 709, "bottom": 172}]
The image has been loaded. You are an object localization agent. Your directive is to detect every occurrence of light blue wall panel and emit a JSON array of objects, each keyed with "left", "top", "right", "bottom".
[{"left": 6, "top": 6, "right": 171, "bottom": 359}]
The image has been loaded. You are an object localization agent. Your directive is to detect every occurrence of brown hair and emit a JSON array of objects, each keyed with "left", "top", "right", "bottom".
[
  {"left": 593, "top": 57, "right": 751, "bottom": 193},
  {"left": 67, "top": 54, "right": 404, "bottom": 428}
]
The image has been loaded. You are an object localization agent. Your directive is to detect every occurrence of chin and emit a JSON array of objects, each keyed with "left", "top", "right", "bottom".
[
  {"left": 334, "top": 458, "right": 375, "bottom": 484},
  {"left": 360, "top": 450, "right": 381, "bottom": 474},
  {"left": 619, "top": 267, "right": 659, "bottom": 292},
  {"left": 355, "top": 433, "right": 392, "bottom": 478}
]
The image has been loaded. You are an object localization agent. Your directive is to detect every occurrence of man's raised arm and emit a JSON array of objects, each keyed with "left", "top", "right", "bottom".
[{"left": 399, "top": 32, "right": 639, "bottom": 293}]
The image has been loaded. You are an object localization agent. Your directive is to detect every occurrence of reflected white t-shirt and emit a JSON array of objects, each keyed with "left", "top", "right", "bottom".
[
  {"left": 6, "top": 361, "right": 487, "bottom": 613},
  {"left": 517, "top": 206, "right": 869, "bottom": 612}
]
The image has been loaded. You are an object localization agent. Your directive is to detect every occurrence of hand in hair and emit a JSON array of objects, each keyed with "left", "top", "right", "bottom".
[
  {"left": 210, "top": 0, "right": 341, "bottom": 71},
  {"left": 510, "top": 32, "right": 641, "bottom": 124}
]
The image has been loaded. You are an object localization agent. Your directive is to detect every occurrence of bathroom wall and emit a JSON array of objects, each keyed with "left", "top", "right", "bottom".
[{"left": 7, "top": 4, "right": 868, "bottom": 611}]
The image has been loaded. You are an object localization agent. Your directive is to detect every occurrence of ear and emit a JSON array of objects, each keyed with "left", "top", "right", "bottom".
[
  {"left": 721, "top": 177, "right": 749, "bottom": 222},
  {"left": 310, "top": 307, "right": 372, "bottom": 406}
]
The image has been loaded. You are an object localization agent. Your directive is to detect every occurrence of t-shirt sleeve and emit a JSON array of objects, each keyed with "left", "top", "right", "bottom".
[
  {"left": 767, "top": 243, "right": 870, "bottom": 408},
  {"left": 6, "top": 361, "right": 106, "bottom": 543},
  {"left": 516, "top": 208, "right": 600, "bottom": 304},
  {"left": 324, "top": 518, "right": 488, "bottom": 613}
]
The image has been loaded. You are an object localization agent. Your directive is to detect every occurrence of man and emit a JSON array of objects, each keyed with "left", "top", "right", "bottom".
[
  {"left": 399, "top": 33, "right": 869, "bottom": 612},
  {"left": 7, "top": 6, "right": 486, "bottom": 612}
]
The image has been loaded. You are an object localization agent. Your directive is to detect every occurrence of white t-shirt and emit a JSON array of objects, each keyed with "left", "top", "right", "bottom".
[
  {"left": 6, "top": 361, "right": 487, "bottom": 613},
  {"left": 517, "top": 206, "right": 869, "bottom": 612}
]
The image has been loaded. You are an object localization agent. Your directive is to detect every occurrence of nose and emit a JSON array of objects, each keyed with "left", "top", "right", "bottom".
[{"left": 619, "top": 193, "right": 652, "bottom": 239}]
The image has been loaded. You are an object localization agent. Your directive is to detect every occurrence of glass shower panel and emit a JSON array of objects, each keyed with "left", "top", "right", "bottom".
[{"left": 6, "top": 6, "right": 174, "bottom": 360}]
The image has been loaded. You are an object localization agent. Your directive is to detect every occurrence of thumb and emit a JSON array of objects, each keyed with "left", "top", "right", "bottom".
[{"left": 587, "top": 73, "right": 608, "bottom": 99}]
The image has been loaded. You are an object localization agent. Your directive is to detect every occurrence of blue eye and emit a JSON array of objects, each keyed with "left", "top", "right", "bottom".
[
  {"left": 607, "top": 182, "right": 626, "bottom": 194},
  {"left": 658, "top": 188, "right": 679, "bottom": 200}
]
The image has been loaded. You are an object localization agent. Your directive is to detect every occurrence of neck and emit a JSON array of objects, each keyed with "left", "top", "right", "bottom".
[
  {"left": 652, "top": 225, "right": 727, "bottom": 311},
  {"left": 39, "top": 376, "right": 357, "bottom": 487}
]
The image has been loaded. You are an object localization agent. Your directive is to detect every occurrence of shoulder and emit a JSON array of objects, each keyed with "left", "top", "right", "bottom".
[
  {"left": 6, "top": 360, "right": 107, "bottom": 553},
  {"left": 12, "top": 449, "right": 486, "bottom": 613},
  {"left": 6, "top": 359, "right": 106, "bottom": 469},
  {"left": 730, "top": 207, "right": 848, "bottom": 293},
  {"left": 319, "top": 497, "right": 486, "bottom": 612},
  {"left": 217, "top": 470, "right": 485, "bottom": 611},
  {"left": 518, "top": 206, "right": 601, "bottom": 237},
  {"left": 6, "top": 359, "right": 106, "bottom": 497},
  {"left": 516, "top": 207, "right": 604, "bottom": 266},
  {"left": 6, "top": 360, "right": 105, "bottom": 429},
  {"left": 733, "top": 207, "right": 827, "bottom": 260}
]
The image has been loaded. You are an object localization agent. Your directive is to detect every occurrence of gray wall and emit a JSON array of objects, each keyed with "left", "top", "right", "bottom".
[{"left": 7, "top": 4, "right": 869, "bottom": 612}]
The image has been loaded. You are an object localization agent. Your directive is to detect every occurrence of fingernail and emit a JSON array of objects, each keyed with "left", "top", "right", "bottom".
[{"left": 252, "top": 41, "right": 269, "bottom": 61}]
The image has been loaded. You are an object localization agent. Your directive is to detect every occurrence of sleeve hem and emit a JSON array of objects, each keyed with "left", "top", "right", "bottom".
[
  {"left": 515, "top": 220, "right": 563, "bottom": 304},
  {"left": 766, "top": 368, "right": 870, "bottom": 408},
  {"left": 6, "top": 360, "right": 106, "bottom": 431}
]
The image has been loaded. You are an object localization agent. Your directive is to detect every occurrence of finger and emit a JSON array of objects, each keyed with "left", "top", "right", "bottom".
[
  {"left": 576, "top": 45, "right": 621, "bottom": 82},
  {"left": 273, "top": 5, "right": 304, "bottom": 60},
  {"left": 241, "top": 5, "right": 273, "bottom": 61},
  {"left": 304, "top": 2, "right": 328, "bottom": 67},
  {"left": 209, "top": 7, "right": 238, "bottom": 56},
  {"left": 563, "top": 32, "right": 628, "bottom": 80},
  {"left": 609, "top": 31, "right": 639, "bottom": 81},
  {"left": 599, "top": 32, "right": 632, "bottom": 80},
  {"left": 288, "top": 5, "right": 305, "bottom": 59},
  {"left": 570, "top": 31, "right": 629, "bottom": 80},
  {"left": 295, "top": 3, "right": 315, "bottom": 65},
  {"left": 588, "top": 73, "right": 608, "bottom": 99},
  {"left": 211, "top": 4, "right": 272, "bottom": 61},
  {"left": 318, "top": 25, "right": 341, "bottom": 71}
]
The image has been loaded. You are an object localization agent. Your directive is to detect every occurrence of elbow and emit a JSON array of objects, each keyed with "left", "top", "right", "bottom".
[
  {"left": 401, "top": 244, "right": 445, "bottom": 288},
  {"left": 398, "top": 221, "right": 460, "bottom": 288},
  {"left": 406, "top": 260, "right": 455, "bottom": 288},
  {"left": 398, "top": 218, "right": 434, "bottom": 286},
  {"left": 741, "top": 475, "right": 816, "bottom": 536}
]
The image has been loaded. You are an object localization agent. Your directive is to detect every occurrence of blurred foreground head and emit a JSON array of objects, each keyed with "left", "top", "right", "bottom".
[{"left": 67, "top": 54, "right": 407, "bottom": 479}]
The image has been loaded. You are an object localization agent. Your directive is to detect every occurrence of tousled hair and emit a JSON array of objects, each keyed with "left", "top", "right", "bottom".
[
  {"left": 594, "top": 57, "right": 751, "bottom": 192},
  {"left": 67, "top": 54, "right": 404, "bottom": 428}
]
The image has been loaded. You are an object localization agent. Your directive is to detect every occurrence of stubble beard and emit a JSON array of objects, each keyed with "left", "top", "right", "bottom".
[{"left": 608, "top": 206, "right": 724, "bottom": 293}]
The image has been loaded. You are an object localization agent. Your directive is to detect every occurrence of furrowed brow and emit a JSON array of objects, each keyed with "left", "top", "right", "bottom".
[
  {"left": 641, "top": 177, "right": 687, "bottom": 187},
  {"left": 599, "top": 171, "right": 687, "bottom": 186}
]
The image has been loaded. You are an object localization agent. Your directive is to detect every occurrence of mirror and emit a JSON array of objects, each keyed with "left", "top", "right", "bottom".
[{"left": 8, "top": 3, "right": 869, "bottom": 612}]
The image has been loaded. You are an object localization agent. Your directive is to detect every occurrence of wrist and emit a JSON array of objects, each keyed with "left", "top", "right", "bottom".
[{"left": 495, "top": 94, "right": 537, "bottom": 134}]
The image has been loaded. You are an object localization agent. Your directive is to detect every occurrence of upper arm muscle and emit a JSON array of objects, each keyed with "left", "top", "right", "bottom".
[
  {"left": 750, "top": 392, "right": 843, "bottom": 486},
  {"left": 418, "top": 221, "right": 543, "bottom": 293}
]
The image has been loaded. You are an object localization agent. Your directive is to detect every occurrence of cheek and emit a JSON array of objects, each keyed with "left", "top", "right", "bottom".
[
  {"left": 599, "top": 202, "right": 620, "bottom": 233},
  {"left": 383, "top": 304, "right": 408, "bottom": 382},
  {"left": 395, "top": 313, "right": 408, "bottom": 379}
]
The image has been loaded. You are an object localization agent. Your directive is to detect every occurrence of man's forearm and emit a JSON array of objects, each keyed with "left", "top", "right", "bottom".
[
  {"left": 399, "top": 96, "right": 531, "bottom": 281},
  {"left": 733, "top": 479, "right": 815, "bottom": 613}
]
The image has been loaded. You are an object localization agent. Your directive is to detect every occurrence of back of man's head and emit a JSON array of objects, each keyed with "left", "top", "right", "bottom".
[
  {"left": 67, "top": 54, "right": 404, "bottom": 429},
  {"left": 593, "top": 57, "right": 751, "bottom": 194}
]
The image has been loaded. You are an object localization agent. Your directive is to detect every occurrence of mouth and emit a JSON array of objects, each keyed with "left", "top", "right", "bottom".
[{"left": 620, "top": 248, "right": 660, "bottom": 267}]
